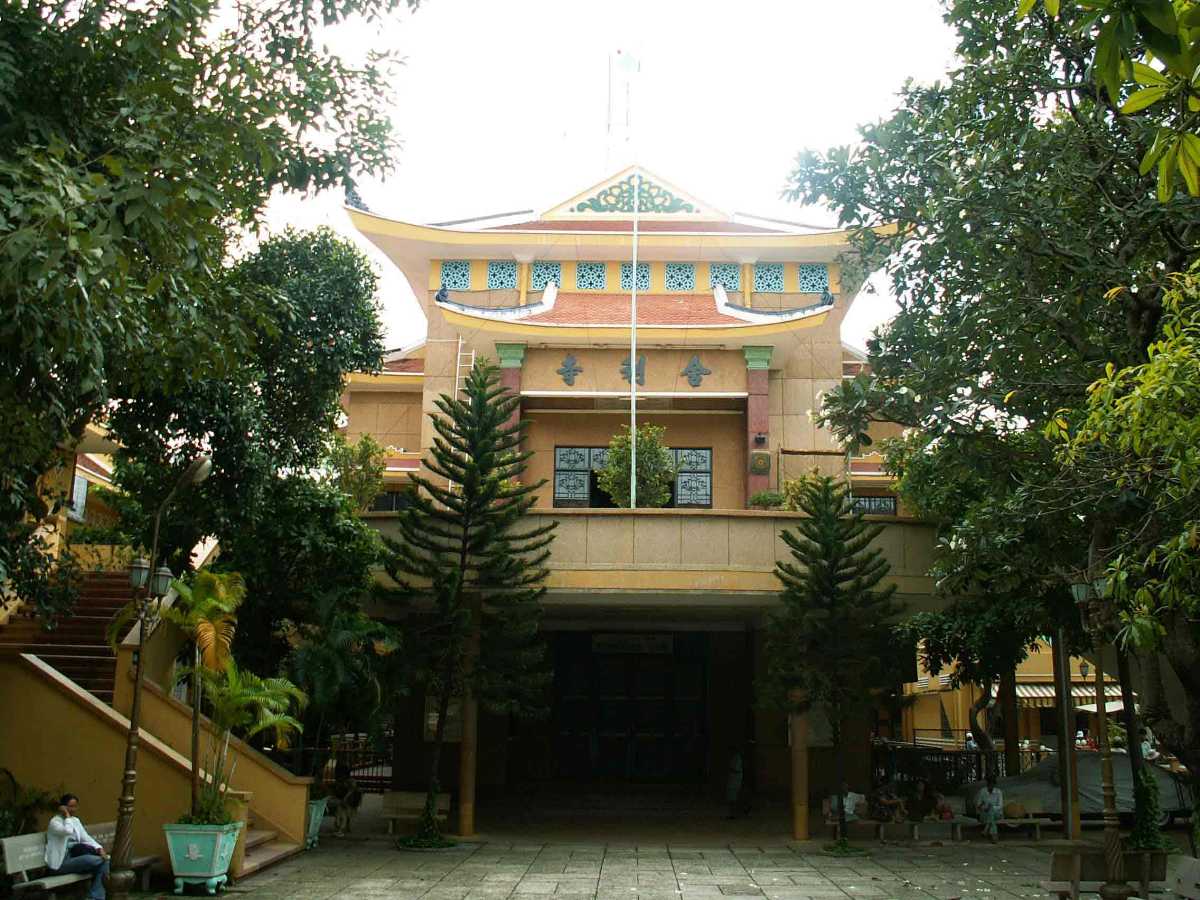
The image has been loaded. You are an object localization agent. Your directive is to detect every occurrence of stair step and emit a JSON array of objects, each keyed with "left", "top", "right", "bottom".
[
  {"left": 244, "top": 828, "right": 278, "bottom": 850},
  {"left": 238, "top": 841, "right": 302, "bottom": 880}
]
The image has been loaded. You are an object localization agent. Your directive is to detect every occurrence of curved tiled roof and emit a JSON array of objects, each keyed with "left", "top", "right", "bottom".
[
  {"left": 523, "top": 293, "right": 741, "bottom": 326},
  {"left": 382, "top": 358, "right": 424, "bottom": 374}
]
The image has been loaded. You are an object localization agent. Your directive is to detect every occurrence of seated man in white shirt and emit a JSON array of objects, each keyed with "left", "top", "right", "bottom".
[{"left": 45, "top": 793, "right": 109, "bottom": 900}]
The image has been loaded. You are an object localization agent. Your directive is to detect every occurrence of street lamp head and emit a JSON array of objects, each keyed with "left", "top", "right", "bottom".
[
  {"left": 182, "top": 455, "right": 212, "bottom": 486},
  {"left": 1070, "top": 582, "right": 1092, "bottom": 604},
  {"left": 150, "top": 565, "right": 174, "bottom": 598},
  {"left": 1079, "top": 659, "right": 1091, "bottom": 679},
  {"left": 129, "top": 557, "right": 150, "bottom": 591}
]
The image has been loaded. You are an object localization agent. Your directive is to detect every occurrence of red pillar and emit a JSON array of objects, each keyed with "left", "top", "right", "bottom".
[
  {"left": 499, "top": 367, "right": 521, "bottom": 429},
  {"left": 495, "top": 342, "right": 525, "bottom": 432}
]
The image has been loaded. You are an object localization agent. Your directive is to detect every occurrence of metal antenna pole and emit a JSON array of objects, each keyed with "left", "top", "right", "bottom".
[{"left": 630, "top": 169, "right": 640, "bottom": 509}]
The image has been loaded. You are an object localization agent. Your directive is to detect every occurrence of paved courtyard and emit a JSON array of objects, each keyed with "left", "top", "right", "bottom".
[{"left": 223, "top": 838, "right": 1165, "bottom": 899}]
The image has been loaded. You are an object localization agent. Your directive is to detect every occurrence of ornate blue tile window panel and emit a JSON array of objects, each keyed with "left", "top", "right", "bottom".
[
  {"left": 664, "top": 263, "right": 696, "bottom": 292},
  {"left": 797, "top": 263, "right": 829, "bottom": 294},
  {"left": 554, "top": 446, "right": 595, "bottom": 508},
  {"left": 589, "top": 448, "right": 609, "bottom": 471},
  {"left": 530, "top": 261, "right": 561, "bottom": 292},
  {"left": 753, "top": 263, "right": 785, "bottom": 293},
  {"left": 440, "top": 260, "right": 471, "bottom": 291},
  {"left": 487, "top": 260, "right": 518, "bottom": 290},
  {"left": 575, "top": 262, "right": 607, "bottom": 291},
  {"left": 709, "top": 263, "right": 741, "bottom": 292},
  {"left": 673, "top": 448, "right": 712, "bottom": 508},
  {"left": 620, "top": 262, "right": 650, "bottom": 291}
]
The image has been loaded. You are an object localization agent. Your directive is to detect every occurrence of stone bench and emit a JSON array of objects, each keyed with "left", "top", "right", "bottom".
[
  {"left": 826, "top": 816, "right": 978, "bottom": 841},
  {"left": 1, "top": 819, "right": 158, "bottom": 896},
  {"left": 382, "top": 791, "right": 450, "bottom": 835}
]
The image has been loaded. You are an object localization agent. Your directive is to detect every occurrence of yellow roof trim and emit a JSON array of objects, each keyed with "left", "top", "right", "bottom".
[
  {"left": 439, "top": 306, "right": 830, "bottom": 339},
  {"left": 347, "top": 208, "right": 877, "bottom": 250}
]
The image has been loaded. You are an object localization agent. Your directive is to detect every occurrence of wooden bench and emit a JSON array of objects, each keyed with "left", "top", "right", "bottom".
[
  {"left": 1039, "top": 848, "right": 1168, "bottom": 899},
  {"left": 382, "top": 791, "right": 451, "bottom": 835},
  {"left": 1, "top": 819, "right": 159, "bottom": 896}
]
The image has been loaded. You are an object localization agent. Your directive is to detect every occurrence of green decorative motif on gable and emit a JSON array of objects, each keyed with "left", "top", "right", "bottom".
[{"left": 573, "top": 175, "right": 697, "bottom": 214}]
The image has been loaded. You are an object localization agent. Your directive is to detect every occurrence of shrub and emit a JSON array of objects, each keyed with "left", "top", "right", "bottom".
[{"left": 748, "top": 491, "right": 784, "bottom": 509}]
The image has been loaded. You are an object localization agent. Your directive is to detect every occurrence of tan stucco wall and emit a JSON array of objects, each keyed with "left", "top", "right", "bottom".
[
  {"left": 523, "top": 411, "right": 746, "bottom": 511},
  {"left": 346, "top": 391, "right": 422, "bottom": 453},
  {"left": 522, "top": 349, "right": 747, "bottom": 395},
  {"left": 0, "top": 655, "right": 191, "bottom": 869}
]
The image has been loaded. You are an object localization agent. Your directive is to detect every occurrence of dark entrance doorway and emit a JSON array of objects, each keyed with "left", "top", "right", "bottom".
[{"left": 548, "top": 632, "right": 708, "bottom": 783}]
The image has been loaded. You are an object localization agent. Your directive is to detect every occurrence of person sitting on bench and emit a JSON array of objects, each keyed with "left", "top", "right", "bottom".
[
  {"left": 975, "top": 774, "right": 1003, "bottom": 843},
  {"left": 869, "top": 777, "right": 907, "bottom": 824},
  {"left": 45, "top": 793, "right": 109, "bottom": 900}
]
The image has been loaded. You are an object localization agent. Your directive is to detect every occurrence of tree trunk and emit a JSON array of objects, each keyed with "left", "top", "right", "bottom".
[
  {"left": 190, "top": 643, "right": 201, "bottom": 817},
  {"left": 1000, "top": 667, "right": 1020, "bottom": 776},
  {"left": 834, "top": 706, "right": 848, "bottom": 841},
  {"left": 970, "top": 682, "right": 996, "bottom": 751},
  {"left": 1115, "top": 647, "right": 1148, "bottom": 826}
]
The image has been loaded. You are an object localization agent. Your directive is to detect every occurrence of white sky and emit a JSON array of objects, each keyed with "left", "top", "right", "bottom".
[{"left": 265, "top": 0, "right": 960, "bottom": 353}]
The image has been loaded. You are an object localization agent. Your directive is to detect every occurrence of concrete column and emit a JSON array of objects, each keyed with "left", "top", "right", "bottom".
[
  {"left": 790, "top": 712, "right": 809, "bottom": 840},
  {"left": 495, "top": 343, "right": 525, "bottom": 431},
  {"left": 744, "top": 346, "right": 773, "bottom": 504}
]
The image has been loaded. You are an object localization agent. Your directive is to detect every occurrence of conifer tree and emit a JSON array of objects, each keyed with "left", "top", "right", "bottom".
[
  {"left": 381, "top": 361, "right": 555, "bottom": 846},
  {"left": 760, "top": 474, "right": 899, "bottom": 847}
]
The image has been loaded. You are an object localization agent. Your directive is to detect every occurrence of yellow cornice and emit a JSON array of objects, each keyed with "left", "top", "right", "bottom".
[
  {"left": 347, "top": 208, "right": 885, "bottom": 252},
  {"left": 438, "top": 306, "right": 831, "bottom": 340}
]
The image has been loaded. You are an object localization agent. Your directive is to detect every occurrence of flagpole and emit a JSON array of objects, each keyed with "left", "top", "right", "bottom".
[{"left": 630, "top": 169, "right": 640, "bottom": 509}]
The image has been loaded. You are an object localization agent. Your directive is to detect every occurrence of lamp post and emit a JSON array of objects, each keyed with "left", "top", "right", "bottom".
[
  {"left": 107, "top": 456, "right": 211, "bottom": 900},
  {"left": 1070, "top": 579, "right": 1131, "bottom": 900}
]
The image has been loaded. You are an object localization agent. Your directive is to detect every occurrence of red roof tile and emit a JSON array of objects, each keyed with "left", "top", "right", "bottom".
[
  {"left": 383, "top": 358, "right": 423, "bottom": 374},
  {"left": 525, "top": 293, "right": 742, "bottom": 326},
  {"left": 485, "top": 219, "right": 787, "bottom": 234}
]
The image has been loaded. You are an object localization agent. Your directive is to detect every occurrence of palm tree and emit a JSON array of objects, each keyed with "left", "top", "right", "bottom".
[
  {"left": 280, "top": 591, "right": 398, "bottom": 776},
  {"left": 187, "top": 660, "right": 307, "bottom": 823},
  {"left": 162, "top": 571, "right": 245, "bottom": 817}
]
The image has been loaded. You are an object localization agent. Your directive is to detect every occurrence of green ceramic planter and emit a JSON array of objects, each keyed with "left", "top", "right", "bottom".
[
  {"left": 163, "top": 821, "right": 244, "bottom": 895},
  {"left": 306, "top": 797, "right": 329, "bottom": 849}
]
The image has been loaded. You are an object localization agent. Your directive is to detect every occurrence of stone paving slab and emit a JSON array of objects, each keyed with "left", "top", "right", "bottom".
[{"left": 121, "top": 837, "right": 1188, "bottom": 899}]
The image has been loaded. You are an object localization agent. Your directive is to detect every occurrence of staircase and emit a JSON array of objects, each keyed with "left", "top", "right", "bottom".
[
  {"left": 0, "top": 570, "right": 124, "bottom": 703},
  {"left": 240, "top": 816, "right": 303, "bottom": 880}
]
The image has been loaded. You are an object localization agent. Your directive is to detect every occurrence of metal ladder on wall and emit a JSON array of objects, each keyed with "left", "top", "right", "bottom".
[
  {"left": 446, "top": 336, "right": 475, "bottom": 494},
  {"left": 454, "top": 335, "right": 475, "bottom": 397}
]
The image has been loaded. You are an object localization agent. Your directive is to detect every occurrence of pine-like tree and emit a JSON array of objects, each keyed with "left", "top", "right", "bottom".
[
  {"left": 381, "top": 361, "right": 555, "bottom": 846},
  {"left": 760, "top": 474, "right": 899, "bottom": 846}
]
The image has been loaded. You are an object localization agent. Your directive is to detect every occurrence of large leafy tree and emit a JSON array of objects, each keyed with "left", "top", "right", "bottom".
[
  {"left": 789, "top": 0, "right": 1200, "bottom": 808},
  {"left": 759, "top": 474, "right": 899, "bottom": 845},
  {"left": 381, "top": 362, "right": 556, "bottom": 846},
  {"left": 0, "top": 0, "right": 411, "bottom": 608}
]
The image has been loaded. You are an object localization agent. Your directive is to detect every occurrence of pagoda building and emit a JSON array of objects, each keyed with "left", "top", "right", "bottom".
[{"left": 344, "top": 167, "right": 935, "bottom": 834}]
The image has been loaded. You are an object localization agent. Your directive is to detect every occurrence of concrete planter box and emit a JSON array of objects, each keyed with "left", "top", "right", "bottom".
[
  {"left": 163, "top": 821, "right": 244, "bottom": 895},
  {"left": 306, "top": 797, "right": 328, "bottom": 849}
]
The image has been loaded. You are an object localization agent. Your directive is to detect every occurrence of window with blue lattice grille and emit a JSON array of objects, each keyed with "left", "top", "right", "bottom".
[
  {"left": 664, "top": 263, "right": 695, "bottom": 292},
  {"left": 576, "top": 262, "right": 607, "bottom": 291},
  {"left": 620, "top": 262, "right": 650, "bottom": 291},
  {"left": 531, "top": 261, "right": 561, "bottom": 292},
  {"left": 487, "top": 260, "right": 518, "bottom": 290},
  {"left": 797, "top": 263, "right": 829, "bottom": 294},
  {"left": 552, "top": 445, "right": 711, "bottom": 508},
  {"left": 753, "top": 263, "right": 784, "bottom": 293},
  {"left": 709, "top": 263, "right": 741, "bottom": 292},
  {"left": 440, "top": 260, "right": 471, "bottom": 291}
]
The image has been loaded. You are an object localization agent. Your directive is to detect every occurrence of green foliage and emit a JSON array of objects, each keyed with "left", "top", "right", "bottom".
[
  {"left": 0, "top": 0, "right": 409, "bottom": 614},
  {"left": 760, "top": 474, "right": 899, "bottom": 838},
  {"left": 0, "top": 769, "right": 59, "bottom": 838},
  {"left": 1129, "top": 766, "right": 1171, "bottom": 850},
  {"left": 596, "top": 424, "right": 677, "bottom": 508},
  {"left": 195, "top": 660, "right": 307, "bottom": 748},
  {"left": 760, "top": 474, "right": 900, "bottom": 719},
  {"left": 4, "top": 526, "right": 80, "bottom": 623},
  {"left": 279, "top": 590, "right": 399, "bottom": 759},
  {"left": 747, "top": 490, "right": 784, "bottom": 510},
  {"left": 381, "top": 361, "right": 556, "bottom": 839},
  {"left": 1015, "top": 0, "right": 1200, "bottom": 201},
  {"left": 328, "top": 433, "right": 388, "bottom": 513}
]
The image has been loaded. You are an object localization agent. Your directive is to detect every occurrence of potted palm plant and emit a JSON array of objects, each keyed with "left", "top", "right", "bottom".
[{"left": 162, "top": 660, "right": 306, "bottom": 894}]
